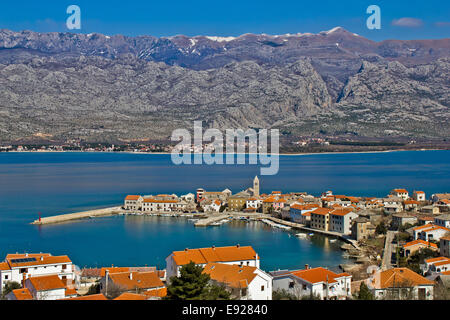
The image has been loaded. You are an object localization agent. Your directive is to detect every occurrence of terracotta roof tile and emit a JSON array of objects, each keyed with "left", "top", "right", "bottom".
[
  {"left": 65, "top": 287, "right": 78, "bottom": 296},
  {"left": 310, "top": 208, "right": 333, "bottom": 215},
  {"left": 28, "top": 274, "right": 66, "bottom": 291},
  {"left": 143, "top": 287, "right": 167, "bottom": 298},
  {"left": 114, "top": 293, "right": 148, "bottom": 300},
  {"left": 403, "top": 239, "right": 438, "bottom": 249},
  {"left": 376, "top": 268, "right": 434, "bottom": 288},
  {"left": 330, "top": 208, "right": 354, "bottom": 216},
  {"left": 6, "top": 254, "right": 71, "bottom": 268},
  {"left": 108, "top": 271, "right": 164, "bottom": 290},
  {"left": 125, "top": 195, "right": 141, "bottom": 201},
  {"left": 203, "top": 263, "right": 258, "bottom": 288},
  {"left": 290, "top": 267, "right": 350, "bottom": 284},
  {"left": 0, "top": 262, "right": 10, "bottom": 270},
  {"left": 425, "top": 257, "right": 450, "bottom": 264},
  {"left": 171, "top": 245, "right": 258, "bottom": 265},
  {"left": 10, "top": 288, "right": 33, "bottom": 300},
  {"left": 100, "top": 267, "right": 130, "bottom": 277}
]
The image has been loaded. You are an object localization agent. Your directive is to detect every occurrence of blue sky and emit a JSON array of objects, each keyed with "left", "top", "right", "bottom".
[{"left": 0, "top": 0, "right": 448, "bottom": 41}]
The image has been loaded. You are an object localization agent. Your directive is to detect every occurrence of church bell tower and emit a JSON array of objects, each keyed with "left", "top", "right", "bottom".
[{"left": 253, "top": 176, "right": 260, "bottom": 197}]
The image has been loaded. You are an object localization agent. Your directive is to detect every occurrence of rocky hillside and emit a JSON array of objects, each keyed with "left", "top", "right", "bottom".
[{"left": 0, "top": 28, "right": 448, "bottom": 143}]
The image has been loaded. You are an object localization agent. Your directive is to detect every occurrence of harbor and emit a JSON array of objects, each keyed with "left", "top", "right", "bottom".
[{"left": 30, "top": 207, "right": 360, "bottom": 251}]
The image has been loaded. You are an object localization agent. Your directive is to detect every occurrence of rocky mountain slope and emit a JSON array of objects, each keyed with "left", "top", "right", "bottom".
[{"left": 0, "top": 28, "right": 448, "bottom": 143}]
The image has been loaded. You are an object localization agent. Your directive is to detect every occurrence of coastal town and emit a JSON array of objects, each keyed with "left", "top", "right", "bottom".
[{"left": 3, "top": 177, "right": 450, "bottom": 300}]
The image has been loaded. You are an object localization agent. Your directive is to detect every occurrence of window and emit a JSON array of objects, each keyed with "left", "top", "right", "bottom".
[
  {"left": 20, "top": 268, "right": 28, "bottom": 273},
  {"left": 261, "top": 285, "right": 265, "bottom": 291},
  {"left": 4, "top": 275, "right": 8, "bottom": 280},
  {"left": 289, "top": 282, "right": 295, "bottom": 289}
]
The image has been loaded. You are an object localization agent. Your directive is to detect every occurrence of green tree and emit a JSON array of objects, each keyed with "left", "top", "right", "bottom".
[
  {"left": 404, "top": 247, "right": 439, "bottom": 274},
  {"left": 85, "top": 282, "right": 100, "bottom": 295},
  {"left": 1, "top": 281, "right": 21, "bottom": 299},
  {"left": 166, "top": 262, "right": 232, "bottom": 300},
  {"left": 166, "top": 262, "right": 212, "bottom": 300},
  {"left": 356, "top": 282, "right": 375, "bottom": 300},
  {"left": 272, "top": 289, "right": 298, "bottom": 300},
  {"left": 300, "top": 292, "right": 321, "bottom": 300},
  {"left": 376, "top": 222, "right": 387, "bottom": 235},
  {"left": 200, "top": 283, "right": 231, "bottom": 300}
]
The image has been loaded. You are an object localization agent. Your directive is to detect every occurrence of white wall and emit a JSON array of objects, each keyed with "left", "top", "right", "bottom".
[
  {"left": 0, "top": 262, "right": 74, "bottom": 292},
  {"left": 247, "top": 270, "right": 272, "bottom": 300}
]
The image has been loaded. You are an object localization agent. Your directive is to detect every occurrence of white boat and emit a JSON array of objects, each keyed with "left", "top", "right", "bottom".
[{"left": 296, "top": 233, "right": 307, "bottom": 239}]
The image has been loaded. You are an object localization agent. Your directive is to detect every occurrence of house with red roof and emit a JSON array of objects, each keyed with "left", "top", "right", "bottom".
[
  {"left": 166, "top": 245, "right": 260, "bottom": 280},
  {"left": 246, "top": 197, "right": 263, "bottom": 210},
  {"left": 271, "top": 265, "right": 352, "bottom": 300},
  {"left": 412, "top": 224, "right": 450, "bottom": 241},
  {"left": 0, "top": 252, "right": 74, "bottom": 294},
  {"left": 289, "top": 203, "right": 320, "bottom": 225},
  {"left": 24, "top": 274, "right": 75, "bottom": 300},
  {"left": 329, "top": 208, "right": 358, "bottom": 234},
  {"left": 402, "top": 239, "right": 438, "bottom": 257},
  {"left": 423, "top": 257, "right": 450, "bottom": 274},
  {"left": 100, "top": 270, "right": 165, "bottom": 296},
  {"left": 366, "top": 268, "right": 434, "bottom": 300},
  {"left": 203, "top": 263, "right": 272, "bottom": 300},
  {"left": 413, "top": 191, "right": 426, "bottom": 202},
  {"left": 124, "top": 195, "right": 143, "bottom": 210},
  {"left": 390, "top": 189, "right": 410, "bottom": 200}
]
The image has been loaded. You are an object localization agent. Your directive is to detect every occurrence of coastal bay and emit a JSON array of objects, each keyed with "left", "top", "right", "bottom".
[{"left": 0, "top": 150, "right": 449, "bottom": 271}]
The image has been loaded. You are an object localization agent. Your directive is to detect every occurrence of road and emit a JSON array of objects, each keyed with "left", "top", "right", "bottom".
[{"left": 381, "top": 230, "right": 397, "bottom": 270}]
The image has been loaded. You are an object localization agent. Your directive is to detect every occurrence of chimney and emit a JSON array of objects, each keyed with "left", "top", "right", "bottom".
[
  {"left": 129, "top": 273, "right": 133, "bottom": 280},
  {"left": 25, "top": 253, "right": 28, "bottom": 257},
  {"left": 305, "top": 264, "right": 309, "bottom": 270},
  {"left": 212, "top": 245, "right": 215, "bottom": 249},
  {"left": 184, "top": 248, "right": 188, "bottom": 251},
  {"left": 22, "top": 273, "right": 26, "bottom": 287},
  {"left": 236, "top": 244, "right": 240, "bottom": 248},
  {"left": 40, "top": 256, "right": 44, "bottom": 261}
]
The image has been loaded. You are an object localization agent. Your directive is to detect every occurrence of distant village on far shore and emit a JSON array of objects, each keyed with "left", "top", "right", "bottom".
[{"left": 1, "top": 176, "right": 450, "bottom": 300}]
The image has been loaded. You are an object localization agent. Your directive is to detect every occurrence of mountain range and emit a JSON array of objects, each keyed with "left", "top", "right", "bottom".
[{"left": 0, "top": 27, "right": 448, "bottom": 144}]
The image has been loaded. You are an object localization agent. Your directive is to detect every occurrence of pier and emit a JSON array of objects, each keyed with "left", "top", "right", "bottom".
[
  {"left": 194, "top": 214, "right": 231, "bottom": 227},
  {"left": 31, "top": 206, "right": 122, "bottom": 225},
  {"left": 266, "top": 216, "right": 360, "bottom": 249}
]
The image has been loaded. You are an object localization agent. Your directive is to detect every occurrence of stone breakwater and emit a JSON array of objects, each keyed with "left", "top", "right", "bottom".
[{"left": 31, "top": 206, "right": 122, "bottom": 225}]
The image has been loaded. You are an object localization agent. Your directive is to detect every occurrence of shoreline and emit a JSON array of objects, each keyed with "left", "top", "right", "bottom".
[{"left": 2, "top": 147, "right": 447, "bottom": 157}]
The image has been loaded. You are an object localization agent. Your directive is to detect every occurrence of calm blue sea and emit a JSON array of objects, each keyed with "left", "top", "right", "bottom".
[{"left": 0, "top": 150, "right": 449, "bottom": 271}]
